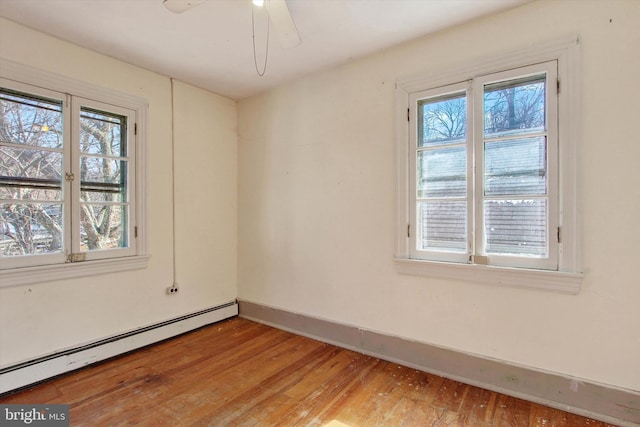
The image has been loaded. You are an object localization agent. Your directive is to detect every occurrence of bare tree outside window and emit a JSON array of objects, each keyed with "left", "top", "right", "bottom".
[{"left": 1, "top": 90, "right": 129, "bottom": 257}]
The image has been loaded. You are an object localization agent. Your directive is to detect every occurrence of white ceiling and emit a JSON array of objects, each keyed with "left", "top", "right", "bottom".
[{"left": 0, "top": 0, "right": 530, "bottom": 100}]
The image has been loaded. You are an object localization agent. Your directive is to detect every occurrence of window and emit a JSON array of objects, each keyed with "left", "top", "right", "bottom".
[
  {"left": 0, "top": 61, "right": 147, "bottom": 286},
  {"left": 395, "top": 39, "right": 582, "bottom": 293}
]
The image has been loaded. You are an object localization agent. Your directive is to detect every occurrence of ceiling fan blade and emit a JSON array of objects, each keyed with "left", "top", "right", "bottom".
[
  {"left": 163, "top": 0, "right": 206, "bottom": 14},
  {"left": 265, "top": 0, "right": 301, "bottom": 49}
]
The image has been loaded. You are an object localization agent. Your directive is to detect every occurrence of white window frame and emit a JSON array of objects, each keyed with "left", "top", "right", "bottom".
[
  {"left": 394, "top": 38, "right": 582, "bottom": 294},
  {"left": 0, "top": 59, "right": 148, "bottom": 287}
]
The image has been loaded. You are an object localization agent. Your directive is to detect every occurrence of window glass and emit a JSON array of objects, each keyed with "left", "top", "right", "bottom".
[
  {"left": 484, "top": 199, "right": 547, "bottom": 256},
  {"left": 79, "top": 205, "right": 128, "bottom": 251},
  {"left": 484, "top": 137, "right": 547, "bottom": 196},
  {"left": 0, "top": 202, "right": 64, "bottom": 256},
  {"left": 417, "top": 200, "right": 467, "bottom": 253},
  {"left": 79, "top": 109, "right": 124, "bottom": 156},
  {"left": 419, "top": 93, "right": 466, "bottom": 147},
  {"left": 483, "top": 75, "right": 545, "bottom": 137},
  {"left": 417, "top": 146, "right": 466, "bottom": 198},
  {"left": 0, "top": 90, "right": 63, "bottom": 148}
]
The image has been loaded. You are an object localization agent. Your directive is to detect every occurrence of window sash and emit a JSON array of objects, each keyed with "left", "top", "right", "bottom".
[
  {"left": 473, "top": 61, "right": 558, "bottom": 270},
  {"left": 1, "top": 81, "right": 70, "bottom": 269},
  {"left": 71, "top": 97, "right": 136, "bottom": 261},
  {"left": 409, "top": 81, "right": 472, "bottom": 264}
]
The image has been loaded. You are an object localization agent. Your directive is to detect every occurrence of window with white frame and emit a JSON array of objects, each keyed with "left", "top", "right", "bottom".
[
  {"left": 0, "top": 62, "right": 147, "bottom": 286},
  {"left": 395, "top": 39, "right": 582, "bottom": 292}
]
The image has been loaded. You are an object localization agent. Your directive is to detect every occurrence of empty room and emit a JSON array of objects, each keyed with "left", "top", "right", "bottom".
[{"left": 0, "top": 0, "right": 639, "bottom": 425}]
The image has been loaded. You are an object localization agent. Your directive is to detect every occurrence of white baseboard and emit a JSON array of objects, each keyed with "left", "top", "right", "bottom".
[
  {"left": 238, "top": 299, "right": 640, "bottom": 427},
  {"left": 0, "top": 302, "right": 238, "bottom": 395}
]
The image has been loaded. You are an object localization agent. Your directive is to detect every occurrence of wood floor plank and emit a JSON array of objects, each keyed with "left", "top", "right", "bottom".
[
  {"left": 432, "top": 378, "right": 471, "bottom": 413},
  {"left": 199, "top": 341, "right": 337, "bottom": 425},
  {"left": 362, "top": 365, "right": 429, "bottom": 425},
  {"left": 0, "top": 317, "right": 620, "bottom": 426},
  {"left": 457, "top": 384, "right": 494, "bottom": 425},
  {"left": 254, "top": 349, "right": 366, "bottom": 425},
  {"left": 492, "top": 394, "right": 534, "bottom": 427}
]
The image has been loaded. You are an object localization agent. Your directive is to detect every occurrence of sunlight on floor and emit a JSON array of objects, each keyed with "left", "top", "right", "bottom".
[{"left": 322, "top": 421, "right": 352, "bottom": 427}]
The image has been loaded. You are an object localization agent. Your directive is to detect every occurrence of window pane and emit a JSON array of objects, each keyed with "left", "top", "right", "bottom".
[
  {"left": 81, "top": 191, "right": 123, "bottom": 203},
  {"left": 80, "top": 108, "right": 124, "bottom": 156},
  {"left": 80, "top": 204, "right": 128, "bottom": 251},
  {"left": 1, "top": 187, "right": 62, "bottom": 202},
  {"left": 417, "top": 147, "right": 466, "bottom": 198},
  {"left": 419, "top": 93, "right": 466, "bottom": 147},
  {"left": 0, "top": 203, "right": 63, "bottom": 256},
  {"left": 0, "top": 90, "right": 63, "bottom": 149},
  {"left": 80, "top": 156, "right": 126, "bottom": 185},
  {"left": 484, "top": 75, "right": 545, "bottom": 137},
  {"left": 417, "top": 201, "right": 466, "bottom": 252},
  {"left": 484, "top": 199, "right": 546, "bottom": 256},
  {"left": 484, "top": 137, "right": 546, "bottom": 196},
  {"left": 1, "top": 146, "right": 62, "bottom": 181}
]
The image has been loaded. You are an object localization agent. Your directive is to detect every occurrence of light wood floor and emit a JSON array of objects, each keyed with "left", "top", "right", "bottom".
[{"left": 0, "top": 317, "right": 617, "bottom": 426}]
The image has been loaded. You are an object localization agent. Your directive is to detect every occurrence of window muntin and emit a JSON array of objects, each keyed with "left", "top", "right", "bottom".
[
  {"left": 410, "top": 62, "right": 558, "bottom": 270},
  {"left": 1, "top": 82, "right": 136, "bottom": 269}
]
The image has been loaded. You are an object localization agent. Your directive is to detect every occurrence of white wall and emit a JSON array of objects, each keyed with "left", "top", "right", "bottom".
[
  {"left": 238, "top": 0, "right": 640, "bottom": 391},
  {"left": 0, "top": 19, "right": 237, "bottom": 367},
  {"left": 173, "top": 80, "right": 238, "bottom": 307}
]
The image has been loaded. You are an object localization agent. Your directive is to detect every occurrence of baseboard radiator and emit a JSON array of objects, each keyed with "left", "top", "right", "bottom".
[
  {"left": 0, "top": 301, "right": 238, "bottom": 395},
  {"left": 238, "top": 299, "right": 640, "bottom": 427}
]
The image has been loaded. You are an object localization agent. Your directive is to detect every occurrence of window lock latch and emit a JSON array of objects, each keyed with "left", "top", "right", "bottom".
[
  {"left": 66, "top": 252, "right": 86, "bottom": 263},
  {"left": 469, "top": 255, "right": 489, "bottom": 265},
  {"left": 65, "top": 172, "right": 75, "bottom": 182}
]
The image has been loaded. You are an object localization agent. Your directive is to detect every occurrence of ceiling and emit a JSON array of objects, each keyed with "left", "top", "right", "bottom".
[{"left": 0, "top": 0, "right": 530, "bottom": 100}]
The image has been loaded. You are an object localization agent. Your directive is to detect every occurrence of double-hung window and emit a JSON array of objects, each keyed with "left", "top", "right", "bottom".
[
  {"left": 396, "top": 39, "right": 581, "bottom": 292},
  {"left": 0, "top": 62, "right": 147, "bottom": 286}
]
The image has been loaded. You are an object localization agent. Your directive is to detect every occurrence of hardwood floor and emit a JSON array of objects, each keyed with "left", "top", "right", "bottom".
[{"left": 0, "top": 317, "right": 617, "bottom": 426}]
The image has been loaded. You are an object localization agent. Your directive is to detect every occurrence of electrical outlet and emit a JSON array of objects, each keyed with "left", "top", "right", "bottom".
[{"left": 166, "top": 285, "right": 179, "bottom": 295}]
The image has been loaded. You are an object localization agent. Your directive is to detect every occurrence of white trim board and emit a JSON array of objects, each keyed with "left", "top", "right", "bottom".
[
  {"left": 238, "top": 299, "right": 640, "bottom": 427},
  {"left": 0, "top": 302, "right": 238, "bottom": 395}
]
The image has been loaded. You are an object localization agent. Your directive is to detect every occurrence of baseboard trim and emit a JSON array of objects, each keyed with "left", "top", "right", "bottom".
[
  {"left": 238, "top": 299, "right": 640, "bottom": 427},
  {"left": 0, "top": 301, "right": 238, "bottom": 395}
]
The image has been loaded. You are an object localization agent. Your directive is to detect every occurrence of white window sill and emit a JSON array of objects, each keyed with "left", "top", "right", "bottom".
[
  {"left": 0, "top": 255, "right": 150, "bottom": 288},
  {"left": 394, "top": 257, "right": 582, "bottom": 294}
]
